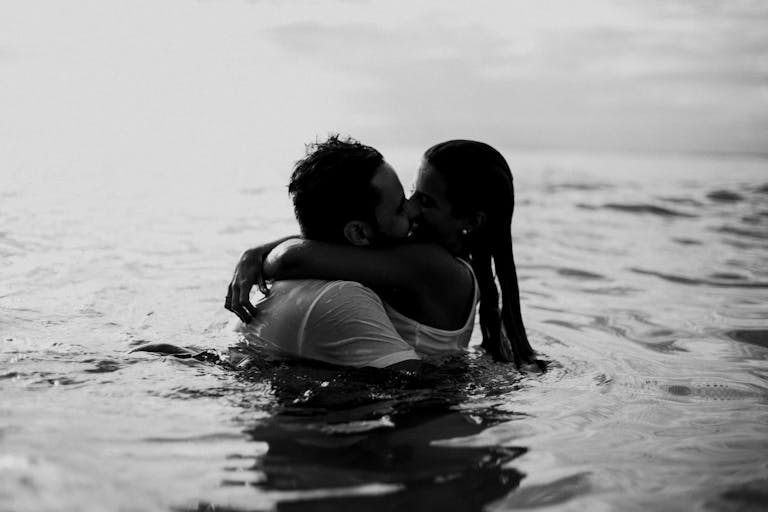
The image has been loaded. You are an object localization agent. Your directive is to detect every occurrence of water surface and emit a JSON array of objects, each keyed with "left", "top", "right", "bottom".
[{"left": 2, "top": 148, "right": 767, "bottom": 511}]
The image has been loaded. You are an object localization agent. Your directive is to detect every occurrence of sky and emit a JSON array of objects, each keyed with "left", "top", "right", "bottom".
[
  {"left": 1, "top": 0, "right": 766, "bottom": 183},
  {"left": 265, "top": 0, "right": 768, "bottom": 156}
]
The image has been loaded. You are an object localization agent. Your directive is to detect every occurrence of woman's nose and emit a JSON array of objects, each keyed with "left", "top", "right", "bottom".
[{"left": 405, "top": 196, "right": 422, "bottom": 220}]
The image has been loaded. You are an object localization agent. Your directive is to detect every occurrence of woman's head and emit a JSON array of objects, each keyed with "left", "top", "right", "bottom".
[
  {"left": 413, "top": 141, "right": 513, "bottom": 255},
  {"left": 413, "top": 140, "right": 535, "bottom": 365}
]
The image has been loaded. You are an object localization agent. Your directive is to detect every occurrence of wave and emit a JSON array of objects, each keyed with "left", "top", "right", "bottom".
[
  {"left": 714, "top": 225, "right": 768, "bottom": 240},
  {"left": 556, "top": 268, "right": 607, "bottom": 280},
  {"left": 706, "top": 189, "right": 745, "bottom": 202},
  {"left": 726, "top": 329, "right": 768, "bottom": 349},
  {"left": 630, "top": 268, "right": 768, "bottom": 289},
  {"left": 580, "top": 203, "right": 697, "bottom": 218}
]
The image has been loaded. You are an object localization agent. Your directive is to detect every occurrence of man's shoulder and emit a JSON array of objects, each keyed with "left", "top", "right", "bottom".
[
  {"left": 267, "top": 278, "right": 338, "bottom": 298},
  {"left": 308, "top": 280, "right": 382, "bottom": 305},
  {"left": 266, "top": 279, "right": 381, "bottom": 310},
  {"left": 270, "top": 279, "right": 373, "bottom": 295},
  {"left": 299, "top": 280, "right": 419, "bottom": 369}
]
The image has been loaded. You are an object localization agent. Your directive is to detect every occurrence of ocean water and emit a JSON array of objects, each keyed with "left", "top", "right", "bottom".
[{"left": 2, "top": 147, "right": 767, "bottom": 512}]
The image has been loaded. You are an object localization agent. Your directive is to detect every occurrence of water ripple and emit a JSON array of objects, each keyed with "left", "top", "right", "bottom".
[
  {"left": 581, "top": 203, "right": 698, "bottom": 218},
  {"left": 706, "top": 189, "right": 745, "bottom": 202},
  {"left": 725, "top": 329, "right": 768, "bottom": 349},
  {"left": 705, "top": 479, "right": 768, "bottom": 512},
  {"left": 630, "top": 268, "right": 768, "bottom": 288},
  {"left": 556, "top": 268, "right": 606, "bottom": 280},
  {"left": 714, "top": 225, "right": 768, "bottom": 240}
]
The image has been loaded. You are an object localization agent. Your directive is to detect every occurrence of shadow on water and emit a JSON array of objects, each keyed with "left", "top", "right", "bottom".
[
  {"left": 186, "top": 348, "right": 528, "bottom": 511},
  {"left": 726, "top": 329, "right": 768, "bottom": 350}
]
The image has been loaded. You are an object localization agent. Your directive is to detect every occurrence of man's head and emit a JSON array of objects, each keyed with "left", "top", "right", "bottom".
[{"left": 288, "top": 135, "right": 413, "bottom": 246}]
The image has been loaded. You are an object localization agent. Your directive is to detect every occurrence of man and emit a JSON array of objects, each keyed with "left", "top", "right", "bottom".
[{"left": 226, "top": 135, "right": 421, "bottom": 371}]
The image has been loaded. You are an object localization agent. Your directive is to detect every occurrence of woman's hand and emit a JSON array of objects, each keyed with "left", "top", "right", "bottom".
[{"left": 225, "top": 236, "right": 298, "bottom": 323}]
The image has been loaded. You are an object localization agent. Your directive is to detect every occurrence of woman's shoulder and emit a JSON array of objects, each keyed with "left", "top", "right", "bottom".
[
  {"left": 389, "top": 241, "right": 455, "bottom": 260},
  {"left": 391, "top": 242, "right": 465, "bottom": 270},
  {"left": 390, "top": 243, "right": 471, "bottom": 289}
]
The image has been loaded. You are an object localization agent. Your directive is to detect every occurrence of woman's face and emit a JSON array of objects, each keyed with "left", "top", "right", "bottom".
[{"left": 410, "top": 160, "right": 467, "bottom": 254}]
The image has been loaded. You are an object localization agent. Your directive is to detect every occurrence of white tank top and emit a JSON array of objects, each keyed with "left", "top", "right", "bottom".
[{"left": 383, "top": 259, "right": 479, "bottom": 357}]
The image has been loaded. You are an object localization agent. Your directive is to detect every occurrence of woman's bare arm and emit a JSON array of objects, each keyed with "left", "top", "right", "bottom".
[
  {"left": 264, "top": 238, "right": 464, "bottom": 299},
  {"left": 225, "top": 235, "right": 298, "bottom": 323}
]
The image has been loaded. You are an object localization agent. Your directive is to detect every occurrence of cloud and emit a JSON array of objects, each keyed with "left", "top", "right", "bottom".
[{"left": 265, "top": 1, "right": 768, "bottom": 154}]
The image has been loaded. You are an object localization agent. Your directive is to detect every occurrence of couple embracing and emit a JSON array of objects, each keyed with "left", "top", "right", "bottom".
[{"left": 225, "top": 136, "right": 536, "bottom": 370}]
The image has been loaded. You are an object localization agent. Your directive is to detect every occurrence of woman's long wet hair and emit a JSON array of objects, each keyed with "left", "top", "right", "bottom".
[{"left": 424, "top": 140, "right": 535, "bottom": 365}]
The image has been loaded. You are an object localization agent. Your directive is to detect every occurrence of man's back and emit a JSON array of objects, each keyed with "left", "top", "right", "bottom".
[{"left": 238, "top": 279, "right": 420, "bottom": 369}]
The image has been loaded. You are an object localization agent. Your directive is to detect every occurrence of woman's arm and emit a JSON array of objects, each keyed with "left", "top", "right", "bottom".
[
  {"left": 225, "top": 235, "right": 298, "bottom": 323},
  {"left": 263, "top": 238, "right": 463, "bottom": 297}
]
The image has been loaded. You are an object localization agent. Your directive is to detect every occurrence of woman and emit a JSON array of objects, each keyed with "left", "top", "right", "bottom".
[{"left": 229, "top": 140, "right": 535, "bottom": 366}]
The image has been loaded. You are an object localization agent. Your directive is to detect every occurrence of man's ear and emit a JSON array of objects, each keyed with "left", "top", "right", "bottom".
[{"left": 343, "top": 221, "right": 374, "bottom": 246}]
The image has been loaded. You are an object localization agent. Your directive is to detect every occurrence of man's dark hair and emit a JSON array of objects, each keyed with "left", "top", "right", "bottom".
[{"left": 288, "top": 135, "right": 384, "bottom": 243}]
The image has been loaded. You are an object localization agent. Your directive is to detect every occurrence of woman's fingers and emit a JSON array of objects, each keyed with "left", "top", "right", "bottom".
[
  {"left": 256, "top": 266, "right": 270, "bottom": 295},
  {"left": 236, "top": 279, "right": 256, "bottom": 323},
  {"left": 226, "top": 245, "right": 276, "bottom": 323},
  {"left": 244, "top": 301, "right": 259, "bottom": 321},
  {"left": 225, "top": 280, "right": 252, "bottom": 324},
  {"left": 224, "top": 280, "right": 237, "bottom": 311}
]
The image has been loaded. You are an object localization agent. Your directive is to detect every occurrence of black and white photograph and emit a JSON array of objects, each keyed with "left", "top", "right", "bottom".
[{"left": 2, "top": 1, "right": 767, "bottom": 511}]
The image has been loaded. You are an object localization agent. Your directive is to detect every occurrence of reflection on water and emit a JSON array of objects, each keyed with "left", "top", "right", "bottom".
[
  {"left": 2, "top": 150, "right": 768, "bottom": 511},
  {"left": 205, "top": 359, "right": 526, "bottom": 511}
]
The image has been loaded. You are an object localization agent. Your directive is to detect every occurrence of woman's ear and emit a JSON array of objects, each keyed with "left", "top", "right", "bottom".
[
  {"left": 343, "top": 221, "right": 374, "bottom": 246},
  {"left": 465, "top": 211, "right": 487, "bottom": 235}
]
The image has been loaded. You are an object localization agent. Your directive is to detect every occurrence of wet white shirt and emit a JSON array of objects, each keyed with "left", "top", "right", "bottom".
[{"left": 238, "top": 279, "right": 420, "bottom": 368}]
